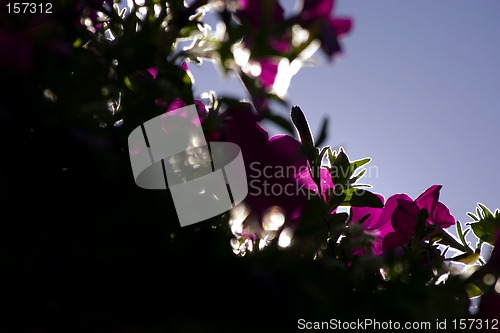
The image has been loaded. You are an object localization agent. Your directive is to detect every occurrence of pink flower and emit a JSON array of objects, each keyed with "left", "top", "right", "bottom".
[
  {"left": 350, "top": 194, "right": 409, "bottom": 255},
  {"left": 222, "top": 103, "right": 309, "bottom": 221},
  {"left": 237, "top": 0, "right": 285, "bottom": 28},
  {"left": 236, "top": 0, "right": 290, "bottom": 90},
  {"left": 297, "top": 0, "right": 353, "bottom": 59},
  {"left": 295, "top": 167, "right": 334, "bottom": 202},
  {"left": 383, "top": 185, "right": 455, "bottom": 251}
]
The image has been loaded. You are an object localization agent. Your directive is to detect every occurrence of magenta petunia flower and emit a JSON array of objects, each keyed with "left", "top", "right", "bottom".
[
  {"left": 236, "top": 0, "right": 290, "bottom": 90},
  {"left": 295, "top": 167, "right": 334, "bottom": 202},
  {"left": 301, "top": 0, "right": 335, "bottom": 20},
  {"left": 222, "top": 103, "right": 309, "bottom": 221},
  {"left": 383, "top": 185, "right": 456, "bottom": 251},
  {"left": 237, "top": 0, "right": 284, "bottom": 28},
  {"left": 350, "top": 194, "right": 410, "bottom": 255},
  {"left": 258, "top": 58, "right": 280, "bottom": 91},
  {"left": 298, "top": 0, "right": 352, "bottom": 59}
]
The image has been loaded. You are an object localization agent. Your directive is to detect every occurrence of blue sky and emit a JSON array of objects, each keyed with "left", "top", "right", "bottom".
[{"left": 189, "top": 1, "right": 500, "bottom": 243}]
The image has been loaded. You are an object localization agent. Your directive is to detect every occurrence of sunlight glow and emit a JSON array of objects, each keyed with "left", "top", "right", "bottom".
[
  {"left": 292, "top": 24, "right": 310, "bottom": 47},
  {"left": 483, "top": 274, "right": 496, "bottom": 286},
  {"left": 379, "top": 267, "right": 390, "bottom": 281},
  {"left": 232, "top": 44, "right": 250, "bottom": 68},
  {"left": 278, "top": 227, "right": 294, "bottom": 248},
  {"left": 262, "top": 206, "right": 285, "bottom": 231},
  {"left": 229, "top": 204, "right": 249, "bottom": 234},
  {"left": 435, "top": 272, "right": 449, "bottom": 285}
]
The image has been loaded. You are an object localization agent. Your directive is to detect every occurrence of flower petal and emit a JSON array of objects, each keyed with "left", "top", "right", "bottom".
[
  {"left": 330, "top": 18, "right": 352, "bottom": 36},
  {"left": 383, "top": 232, "right": 410, "bottom": 252},
  {"left": 223, "top": 104, "right": 309, "bottom": 220},
  {"left": 392, "top": 199, "right": 419, "bottom": 237},
  {"left": 415, "top": 184, "right": 455, "bottom": 228},
  {"left": 147, "top": 67, "right": 158, "bottom": 79},
  {"left": 296, "top": 167, "right": 333, "bottom": 199},
  {"left": 431, "top": 202, "right": 455, "bottom": 228},
  {"left": 259, "top": 58, "right": 279, "bottom": 89},
  {"left": 301, "top": 0, "right": 334, "bottom": 22},
  {"left": 319, "top": 21, "right": 342, "bottom": 59},
  {"left": 223, "top": 104, "right": 269, "bottom": 164},
  {"left": 415, "top": 184, "right": 441, "bottom": 215},
  {"left": 350, "top": 206, "right": 380, "bottom": 229},
  {"left": 238, "top": 0, "right": 284, "bottom": 26},
  {"left": 267, "top": 134, "right": 307, "bottom": 170},
  {"left": 374, "top": 193, "right": 412, "bottom": 230},
  {"left": 350, "top": 194, "right": 385, "bottom": 229},
  {"left": 371, "top": 238, "right": 385, "bottom": 256}
]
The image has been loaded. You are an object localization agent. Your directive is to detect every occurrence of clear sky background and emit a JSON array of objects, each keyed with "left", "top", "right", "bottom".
[{"left": 189, "top": 1, "right": 500, "bottom": 238}]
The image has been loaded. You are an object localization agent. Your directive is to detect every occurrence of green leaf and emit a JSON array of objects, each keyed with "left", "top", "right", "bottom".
[
  {"left": 466, "top": 281, "right": 487, "bottom": 298},
  {"left": 349, "top": 211, "right": 372, "bottom": 225},
  {"left": 478, "top": 203, "right": 493, "bottom": 218},
  {"left": 326, "top": 212, "right": 348, "bottom": 226},
  {"left": 449, "top": 251, "right": 480, "bottom": 265},
  {"left": 343, "top": 188, "right": 383, "bottom": 208},
  {"left": 349, "top": 169, "right": 367, "bottom": 185},
  {"left": 467, "top": 212, "right": 479, "bottom": 222},
  {"left": 331, "top": 149, "right": 350, "bottom": 185},
  {"left": 327, "top": 147, "right": 336, "bottom": 167},
  {"left": 124, "top": 76, "right": 135, "bottom": 92},
  {"left": 348, "top": 183, "right": 372, "bottom": 188},
  {"left": 349, "top": 157, "right": 371, "bottom": 176},
  {"left": 456, "top": 221, "right": 472, "bottom": 250},
  {"left": 433, "top": 228, "right": 473, "bottom": 254},
  {"left": 326, "top": 187, "right": 346, "bottom": 213},
  {"left": 318, "top": 146, "right": 330, "bottom": 165},
  {"left": 470, "top": 221, "right": 497, "bottom": 245}
]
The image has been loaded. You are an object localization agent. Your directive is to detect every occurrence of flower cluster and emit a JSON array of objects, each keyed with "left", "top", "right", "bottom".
[{"left": 2, "top": 0, "right": 500, "bottom": 330}]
